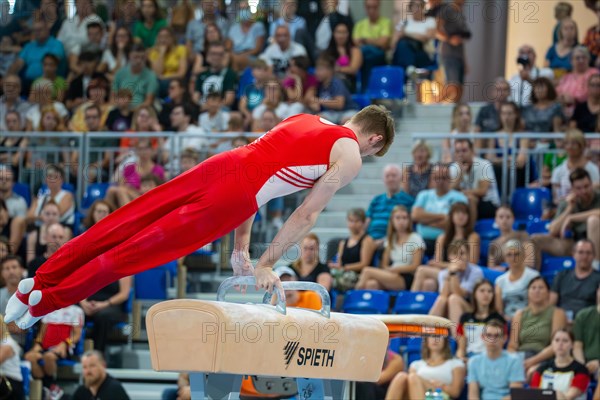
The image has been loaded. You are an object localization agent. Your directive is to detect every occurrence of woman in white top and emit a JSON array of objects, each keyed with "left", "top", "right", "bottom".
[
  {"left": 391, "top": 0, "right": 436, "bottom": 69},
  {"left": 442, "top": 103, "right": 474, "bottom": 163},
  {"left": 386, "top": 336, "right": 466, "bottom": 400},
  {"left": 356, "top": 206, "right": 425, "bottom": 291},
  {"left": 0, "top": 314, "right": 24, "bottom": 400},
  {"left": 26, "top": 164, "right": 75, "bottom": 227}
]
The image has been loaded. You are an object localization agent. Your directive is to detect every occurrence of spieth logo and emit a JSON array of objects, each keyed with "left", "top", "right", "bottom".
[{"left": 283, "top": 342, "right": 335, "bottom": 369}]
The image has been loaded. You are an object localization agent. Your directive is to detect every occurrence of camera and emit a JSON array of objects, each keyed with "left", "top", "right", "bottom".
[{"left": 517, "top": 55, "right": 530, "bottom": 67}]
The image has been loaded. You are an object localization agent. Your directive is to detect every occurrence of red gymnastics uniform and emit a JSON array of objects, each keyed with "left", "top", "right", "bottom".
[{"left": 18, "top": 114, "right": 358, "bottom": 317}]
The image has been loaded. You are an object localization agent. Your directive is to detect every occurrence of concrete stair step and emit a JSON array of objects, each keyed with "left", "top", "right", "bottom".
[
  {"left": 313, "top": 211, "right": 349, "bottom": 229},
  {"left": 337, "top": 179, "right": 384, "bottom": 195},
  {"left": 325, "top": 194, "right": 374, "bottom": 211}
]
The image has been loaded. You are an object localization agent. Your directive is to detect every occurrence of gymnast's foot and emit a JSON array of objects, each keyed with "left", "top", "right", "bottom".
[
  {"left": 4, "top": 278, "right": 36, "bottom": 323},
  {"left": 14, "top": 290, "right": 44, "bottom": 329}
]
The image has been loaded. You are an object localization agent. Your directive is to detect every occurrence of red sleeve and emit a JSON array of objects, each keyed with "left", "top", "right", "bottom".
[
  {"left": 530, "top": 371, "right": 542, "bottom": 388},
  {"left": 570, "top": 373, "right": 590, "bottom": 393}
]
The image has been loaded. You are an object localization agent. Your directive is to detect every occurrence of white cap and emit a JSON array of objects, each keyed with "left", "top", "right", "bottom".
[{"left": 274, "top": 266, "right": 297, "bottom": 278}]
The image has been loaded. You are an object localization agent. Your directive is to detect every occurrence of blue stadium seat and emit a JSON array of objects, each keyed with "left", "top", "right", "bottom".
[
  {"left": 12, "top": 182, "right": 32, "bottom": 207},
  {"left": 365, "top": 66, "right": 405, "bottom": 100},
  {"left": 342, "top": 290, "right": 390, "bottom": 314},
  {"left": 406, "top": 337, "right": 422, "bottom": 365},
  {"left": 474, "top": 219, "right": 500, "bottom": 240},
  {"left": 526, "top": 220, "right": 551, "bottom": 235},
  {"left": 541, "top": 257, "right": 574, "bottom": 286},
  {"left": 20, "top": 363, "right": 30, "bottom": 398},
  {"left": 389, "top": 337, "right": 402, "bottom": 353},
  {"left": 134, "top": 261, "right": 178, "bottom": 300},
  {"left": 39, "top": 183, "right": 75, "bottom": 194},
  {"left": 511, "top": 188, "right": 551, "bottom": 222},
  {"left": 393, "top": 291, "right": 438, "bottom": 315},
  {"left": 351, "top": 94, "right": 371, "bottom": 108},
  {"left": 82, "top": 183, "right": 110, "bottom": 210},
  {"left": 480, "top": 267, "right": 504, "bottom": 284}
]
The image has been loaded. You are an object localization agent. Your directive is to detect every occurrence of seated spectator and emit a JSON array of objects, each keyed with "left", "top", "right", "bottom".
[
  {"left": 452, "top": 138, "right": 501, "bottom": 221},
  {"left": 104, "top": 89, "right": 133, "bottom": 133},
  {"left": 474, "top": 78, "right": 510, "bottom": 134},
  {"left": 103, "top": 26, "right": 133, "bottom": 80},
  {"left": 72, "top": 350, "right": 130, "bottom": 400},
  {"left": 509, "top": 45, "right": 554, "bottom": 107},
  {"left": 133, "top": 0, "right": 167, "bottom": 48},
  {"left": 365, "top": 164, "right": 415, "bottom": 247},
  {"left": 158, "top": 78, "right": 196, "bottom": 132},
  {"left": 27, "top": 222, "right": 67, "bottom": 278},
  {"left": 557, "top": 46, "right": 599, "bottom": 105},
  {"left": 112, "top": 43, "right": 159, "bottom": 108},
  {"left": 180, "top": 148, "right": 201, "bottom": 175},
  {"left": 325, "top": 21, "right": 362, "bottom": 92},
  {"left": 0, "top": 314, "right": 25, "bottom": 400},
  {"left": 522, "top": 77, "right": 564, "bottom": 133},
  {"left": 550, "top": 239, "right": 600, "bottom": 321},
  {"left": 570, "top": 72, "right": 600, "bottom": 133},
  {"left": 0, "top": 36, "right": 20, "bottom": 78},
  {"left": 259, "top": 25, "right": 307, "bottom": 79},
  {"left": 68, "top": 21, "right": 114, "bottom": 79},
  {"left": 0, "top": 75, "right": 31, "bottom": 133},
  {"left": 24, "top": 79, "right": 69, "bottom": 131},
  {"left": 26, "top": 200, "right": 72, "bottom": 264},
  {"left": 411, "top": 164, "right": 468, "bottom": 258},
  {"left": 401, "top": 140, "right": 433, "bottom": 198},
  {"left": 442, "top": 103, "right": 474, "bottom": 163},
  {"left": 279, "top": 82, "right": 306, "bottom": 120},
  {"left": 65, "top": 51, "right": 104, "bottom": 112},
  {"left": 356, "top": 205, "right": 423, "bottom": 291},
  {"left": 487, "top": 206, "right": 532, "bottom": 271},
  {"left": 467, "top": 319, "right": 525, "bottom": 400},
  {"left": 391, "top": 0, "right": 436, "bottom": 70},
  {"left": 185, "top": 0, "right": 229, "bottom": 64},
  {"left": 545, "top": 18, "right": 578, "bottom": 77},
  {"left": 0, "top": 165, "right": 27, "bottom": 218},
  {"left": 552, "top": 2, "right": 573, "bottom": 44},
  {"left": 274, "top": 266, "right": 322, "bottom": 310},
  {"left": 227, "top": 1, "right": 266, "bottom": 72},
  {"left": 282, "top": 55, "right": 318, "bottom": 107},
  {"left": 330, "top": 208, "right": 375, "bottom": 290},
  {"left": 32, "top": 53, "right": 66, "bottom": 103},
  {"left": 82, "top": 200, "right": 113, "bottom": 231},
  {"left": 24, "top": 304, "right": 84, "bottom": 394},
  {"left": 0, "top": 237, "right": 9, "bottom": 261},
  {"left": 0, "top": 255, "right": 25, "bottom": 316},
  {"left": 193, "top": 41, "right": 237, "bottom": 111},
  {"left": 456, "top": 280, "right": 506, "bottom": 361},
  {"left": 162, "top": 104, "right": 207, "bottom": 169},
  {"left": 26, "top": 164, "right": 75, "bottom": 226},
  {"left": 532, "top": 168, "right": 600, "bottom": 269},
  {"left": 551, "top": 129, "right": 600, "bottom": 205},
  {"left": 386, "top": 336, "right": 466, "bottom": 400},
  {"left": 30, "top": 106, "right": 70, "bottom": 167},
  {"left": 191, "top": 22, "right": 230, "bottom": 82},
  {"left": 494, "top": 239, "right": 540, "bottom": 319},
  {"left": 122, "top": 105, "right": 162, "bottom": 152},
  {"left": 411, "top": 202, "right": 480, "bottom": 292},
  {"left": 288, "top": 233, "right": 332, "bottom": 291},
  {"left": 56, "top": 0, "right": 101, "bottom": 55},
  {"left": 105, "top": 138, "right": 165, "bottom": 209},
  {"left": 0, "top": 199, "right": 26, "bottom": 259},
  {"left": 353, "top": 0, "right": 391, "bottom": 89},
  {"left": 268, "top": 0, "right": 307, "bottom": 41},
  {"left": 428, "top": 240, "right": 483, "bottom": 323},
  {"left": 508, "top": 277, "right": 568, "bottom": 378},
  {"left": 239, "top": 60, "right": 271, "bottom": 129},
  {"left": 199, "top": 91, "right": 230, "bottom": 134},
  {"left": 574, "top": 286, "right": 600, "bottom": 376},
  {"left": 584, "top": 3, "right": 600, "bottom": 67},
  {"left": 250, "top": 80, "right": 287, "bottom": 131},
  {"left": 68, "top": 76, "right": 112, "bottom": 132},
  {"left": 148, "top": 27, "right": 188, "bottom": 97},
  {"left": 309, "top": 54, "right": 359, "bottom": 124},
  {"left": 531, "top": 329, "right": 590, "bottom": 400}
]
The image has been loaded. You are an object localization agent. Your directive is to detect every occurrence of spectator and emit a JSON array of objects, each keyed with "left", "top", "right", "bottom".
[
  {"left": 186, "top": 0, "right": 229, "bottom": 58},
  {"left": 309, "top": 54, "right": 359, "bottom": 124},
  {"left": 365, "top": 164, "right": 415, "bottom": 247},
  {"left": 109, "top": 0, "right": 139, "bottom": 36},
  {"left": 325, "top": 21, "right": 362, "bottom": 92},
  {"left": 313, "top": 0, "right": 354, "bottom": 55},
  {"left": 26, "top": 164, "right": 75, "bottom": 227},
  {"left": 411, "top": 164, "right": 468, "bottom": 257},
  {"left": 558, "top": 46, "right": 599, "bottom": 108},
  {"left": 158, "top": 78, "right": 195, "bottom": 132},
  {"left": 452, "top": 138, "right": 501, "bottom": 220},
  {"left": 161, "top": 103, "right": 207, "bottom": 168},
  {"left": 508, "top": 276, "right": 568, "bottom": 378},
  {"left": 161, "top": 373, "right": 190, "bottom": 400},
  {"left": 456, "top": 280, "right": 506, "bottom": 361},
  {"left": 487, "top": 206, "right": 532, "bottom": 271},
  {"left": 227, "top": 1, "right": 266, "bottom": 72},
  {"left": 268, "top": 0, "right": 307, "bottom": 41},
  {"left": 105, "top": 89, "right": 133, "bottom": 132},
  {"left": 56, "top": 0, "right": 102, "bottom": 55},
  {"left": 495, "top": 239, "right": 540, "bottom": 319},
  {"left": 442, "top": 103, "right": 473, "bottom": 163},
  {"left": 282, "top": 55, "right": 319, "bottom": 107},
  {"left": 573, "top": 286, "right": 600, "bottom": 376},
  {"left": 180, "top": 148, "right": 201, "bottom": 174},
  {"left": 402, "top": 140, "right": 433, "bottom": 198},
  {"left": 356, "top": 205, "right": 423, "bottom": 290},
  {"left": 0, "top": 111, "right": 27, "bottom": 175},
  {"left": 104, "top": 26, "right": 133, "bottom": 79},
  {"left": 69, "top": 76, "right": 112, "bottom": 132},
  {"left": 72, "top": 350, "right": 130, "bottom": 400},
  {"left": 0, "top": 36, "right": 20, "bottom": 78},
  {"left": 570, "top": 73, "right": 600, "bottom": 133},
  {"left": 392, "top": 0, "right": 436, "bottom": 72},
  {"left": 29, "top": 0, "right": 63, "bottom": 38},
  {"left": 508, "top": 45, "right": 554, "bottom": 107},
  {"left": 0, "top": 237, "right": 9, "bottom": 261},
  {"left": 149, "top": 27, "right": 188, "bottom": 97},
  {"left": 112, "top": 43, "right": 159, "bottom": 108},
  {"left": 250, "top": 80, "right": 287, "bottom": 130},
  {"left": 550, "top": 239, "right": 600, "bottom": 320},
  {"left": 33, "top": 53, "right": 66, "bottom": 102},
  {"left": 274, "top": 266, "right": 322, "bottom": 309},
  {"left": 260, "top": 25, "right": 307, "bottom": 79},
  {"left": 239, "top": 60, "right": 271, "bottom": 128},
  {"left": 545, "top": 18, "right": 578, "bottom": 76},
  {"left": 193, "top": 41, "right": 237, "bottom": 111},
  {"left": 353, "top": 0, "right": 391, "bottom": 89},
  {"left": 190, "top": 22, "right": 228, "bottom": 81},
  {"left": 0, "top": 199, "right": 26, "bottom": 259},
  {"left": 532, "top": 168, "right": 600, "bottom": 268},
  {"left": 26, "top": 200, "right": 72, "bottom": 264},
  {"left": 133, "top": 0, "right": 167, "bottom": 49},
  {"left": 386, "top": 336, "right": 466, "bottom": 400},
  {"left": 0, "top": 255, "right": 25, "bottom": 315},
  {"left": 467, "top": 319, "right": 525, "bottom": 400},
  {"left": 531, "top": 329, "right": 590, "bottom": 400},
  {"left": 436, "top": 0, "right": 471, "bottom": 102},
  {"left": 521, "top": 77, "right": 564, "bottom": 133},
  {"left": 428, "top": 240, "right": 483, "bottom": 323},
  {"left": 82, "top": 200, "right": 113, "bottom": 231},
  {"left": 475, "top": 78, "right": 510, "bottom": 133},
  {"left": 356, "top": 349, "right": 404, "bottom": 400},
  {"left": 584, "top": 2, "right": 600, "bottom": 67},
  {"left": 24, "top": 78, "right": 69, "bottom": 131},
  {"left": 199, "top": 91, "right": 230, "bottom": 133},
  {"left": 123, "top": 105, "right": 162, "bottom": 152},
  {"left": 552, "top": 3, "right": 574, "bottom": 44},
  {"left": 0, "top": 75, "right": 31, "bottom": 133},
  {"left": 0, "top": 315, "right": 24, "bottom": 400},
  {"left": 30, "top": 106, "right": 69, "bottom": 169},
  {"left": 289, "top": 233, "right": 332, "bottom": 291},
  {"left": 0, "top": 165, "right": 27, "bottom": 218},
  {"left": 68, "top": 22, "right": 114, "bottom": 78},
  {"left": 27, "top": 222, "right": 67, "bottom": 277},
  {"left": 257, "top": 109, "right": 280, "bottom": 133}
]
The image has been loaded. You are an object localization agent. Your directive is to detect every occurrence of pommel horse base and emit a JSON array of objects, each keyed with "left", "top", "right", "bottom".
[{"left": 146, "top": 278, "right": 452, "bottom": 399}]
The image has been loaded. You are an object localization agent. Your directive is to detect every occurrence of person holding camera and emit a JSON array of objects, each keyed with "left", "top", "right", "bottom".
[{"left": 509, "top": 45, "right": 554, "bottom": 107}]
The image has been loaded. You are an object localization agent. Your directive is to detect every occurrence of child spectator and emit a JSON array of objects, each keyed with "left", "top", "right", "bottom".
[
  {"left": 32, "top": 54, "right": 67, "bottom": 102},
  {"left": 105, "top": 89, "right": 134, "bottom": 132},
  {"left": 239, "top": 59, "right": 270, "bottom": 130},
  {"left": 199, "top": 91, "right": 230, "bottom": 133}
]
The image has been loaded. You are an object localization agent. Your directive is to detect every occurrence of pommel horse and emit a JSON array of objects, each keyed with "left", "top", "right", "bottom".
[{"left": 146, "top": 277, "right": 452, "bottom": 399}]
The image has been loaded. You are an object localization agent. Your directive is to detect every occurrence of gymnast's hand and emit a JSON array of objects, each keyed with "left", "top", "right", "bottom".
[
  {"left": 230, "top": 249, "right": 254, "bottom": 277},
  {"left": 254, "top": 267, "right": 284, "bottom": 295}
]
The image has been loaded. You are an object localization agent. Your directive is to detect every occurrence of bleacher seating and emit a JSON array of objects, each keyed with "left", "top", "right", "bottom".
[
  {"left": 82, "top": 183, "right": 111, "bottom": 210},
  {"left": 541, "top": 256, "right": 575, "bottom": 285},
  {"left": 526, "top": 219, "right": 551, "bottom": 235},
  {"left": 365, "top": 66, "right": 405, "bottom": 100},
  {"left": 12, "top": 182, "right": 31, "bottom": 207},
  {"left": 393, "top": 291, "right": 438, "bottom": 315},
  {"left": 511, "top": 188, "right": 551, "bottom": 223},
  {"left": 480, "top": 267, "right": 504, "bottom": 284},
  {"left": 342, "top": 290, "right": 390, "bottom": 314}
]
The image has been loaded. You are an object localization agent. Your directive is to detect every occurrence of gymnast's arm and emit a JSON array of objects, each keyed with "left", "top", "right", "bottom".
[{"left": 231, "top": 213, "right": 257, "bottom": 275}]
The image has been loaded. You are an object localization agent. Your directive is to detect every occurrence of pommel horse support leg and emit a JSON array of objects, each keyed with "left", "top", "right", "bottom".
[{"left": 146, "top": 278, "right": 389, "bottom": 399}]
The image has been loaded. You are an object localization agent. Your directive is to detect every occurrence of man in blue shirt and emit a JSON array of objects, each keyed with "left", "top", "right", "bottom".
[
  {"left": 468, "top": 319, "right": 525, "bottom": 400},
  {"left": 366, "top": 164, "right": 415, "bottom": 247}
]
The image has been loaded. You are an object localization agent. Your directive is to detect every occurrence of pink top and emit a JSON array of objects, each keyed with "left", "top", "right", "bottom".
[
  {"left": 556, "top": 68, "right": 600, "bottom": 103},
  {"left": 123, "top": 163, "right": 165, "bottom": 190}
]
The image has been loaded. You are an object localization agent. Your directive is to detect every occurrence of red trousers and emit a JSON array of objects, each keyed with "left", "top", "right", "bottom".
[{"left": 26, "top": 153, "right": 258, "bottom": 316}]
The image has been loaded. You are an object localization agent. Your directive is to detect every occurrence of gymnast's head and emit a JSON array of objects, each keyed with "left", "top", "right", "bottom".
[{"left": 345, "top": 105, "right": 395, "bottom": 157}]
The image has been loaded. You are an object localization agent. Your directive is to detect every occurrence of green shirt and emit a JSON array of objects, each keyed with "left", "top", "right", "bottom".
[
  {"left": 133, "top": 19, "right": 167, "bottom": 48},
  {"left": 32, "top": 76, "right": 67, "bottom": 100},
  {"left": 518, "top": 306, "right": 554, "bottom": 353},
  {"left": 112, "top": 66, "right": 158, "bottom": 107},
  {"left": 574, "top": 305, "right": 600, "bottom": 362},
  {"left": 352, "top": 17, "right": 392, "bottom": 40}
]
